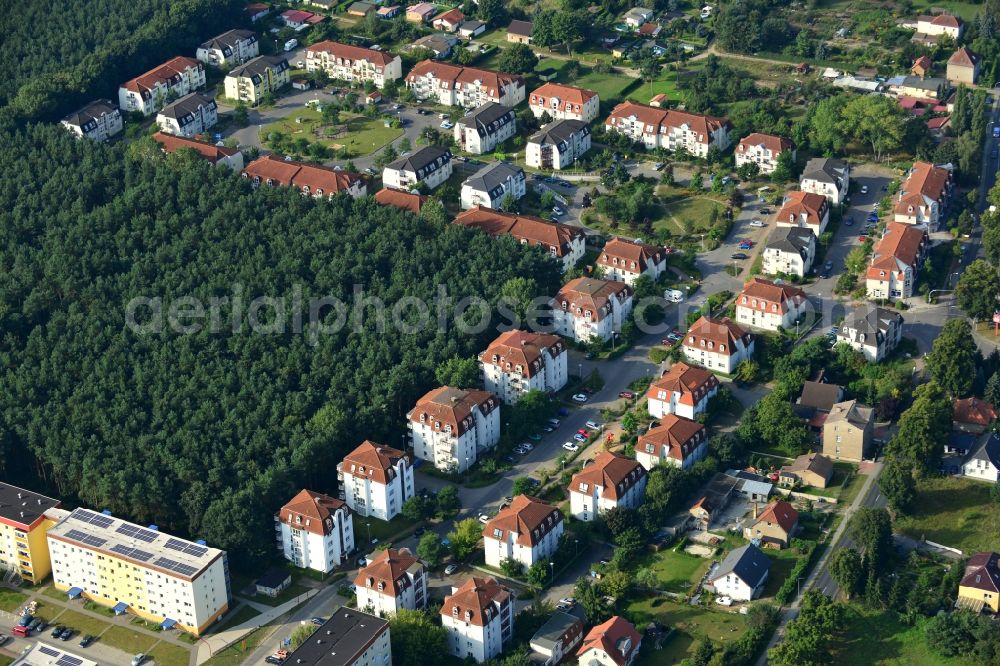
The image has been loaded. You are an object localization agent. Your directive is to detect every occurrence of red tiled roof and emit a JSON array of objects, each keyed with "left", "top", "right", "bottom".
[
  {"left": 374, "top": 187, "right": 427, "bottom": 214},
  {"left": 529, "top": 83, "right": 599, "bottom": 111},
  {"left": 912, "top": 55, "right": 932, "bottom": 72},
  {"left": 552, "top": 278, "right": 633, "bottom": 323},
  {"left": 927, "top": 116, "right": 950, "bottom": 130},
  {"left": 153, "top": 132, "right": 238, "bottom": 164},
  {"left": 737, "top": 278, "right": 807, "bottom": 316},
  {"left": 894, "top": 162, "right": 951, "bottom": 215},
  {"left": 777, "top": 191, "right": 829, "bottom": 229},
  {"left": 577, "top": 616, "right": 641, "bottom": 666},
  {"left": 866, "top": 222, "right": 927, "bottom": 279},
  {"left": 683, "top": 316, "right": 752, "bottom": 357},
  {"left": 597, "top": 237, "right": 664, "bottom": 274},
  {"left": 341, "top": 440, "right": 407, "bottom": 485},
  {"left": 306, "top": 40, "right": 398, "bottom": 67},
  {"left": 962, "top": 552, "right": 1000, "bottom": 593},
  {"left": 954, "top": 398, "right": 998, "bottom": 427},
  {"left": 483, "top": 495, "right": 562, "bottom": 547},
  {"left": 442, "top": 577, "right": 510, "bottom": 627},
  {"left": 434, "top": 8, "right": 465, "bottom": 24},
  {"left": 277, "top": 489, "right": 348, "bottom": 537},
  {"left": 282, "top": 9, "right": 313, "bottom": 22},
  {"left": 454, "top": 207, "right": 584, "bottom": 258},
  {"left": 931, "top": 14, "right": 961, "bottom": 28},
  {"left": 753, "top": 500, "right": 799, "bottom": 534},
  {"left": 948, "top": 47, "right": 977, "bottom": 68},
  {"left": 638, "top": 22, "right": 661, "bottom": 36},
  {"left": 242, "top": 155, "right": 362, "bottom": 195},
  {"left": 737, "top": 133, "right": 793, "bottom": 155},
  {"left": 410, "top": 386, "right": 499, "bottom": 436},
  {"left": 355, "top": 548, "right": 421, "bottom": 596},
  {"left": 483, "top": 330, "right": 565, "bottom": 380},
  {"left": 638, "top": 414, "right": 706, "bottom": 462},
  {"left": 406, "top": 61, "right": 523, "bottom": 97},
  {"left": 646, "top": 362, "right": 719, "bottom": 408},
  {"left": 569, "top": 451, "right": 646, "bottom": 501},
  {"left": 122, "top": 57, "right": 201, "bottom": 95},
  {"left": 605, "top": 101, "right": 731, "bottom": 145}
]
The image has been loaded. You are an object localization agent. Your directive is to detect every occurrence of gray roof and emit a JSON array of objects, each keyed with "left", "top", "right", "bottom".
[
  {"left": 840, "top": 306, "right": 902, "bottom": 346},
  {"left": 229, "top": 55, "right": 289, "bottom": 83},
  {"left": 282, "top": 607, "right": 388, "bottom": 666},
  {"left": 158, "top": 93, "right": 216, "bottom": 123},
  {"left": 0, "top": 482, "right": 59, "bottom": 527},
  {"left": 461, "top": 19, "right": 486, "bottom": 31},
  {"left": 712, "top": 544, "right": 770, "bottom": 588},
  {"left": 765, "top": 226, "right": 815, "bottom": 254},
  {"left": 463, "top": 161, "right": 525, "bottom": 198},
  {"left": 508, "top": 19, "right": 533, "bottom": 36},
  {"left": 798, "top": 380, "right": 843, "bottom": 412},
  {"left": 62, "top": 99, "right": 118, "bottom": 128},
  {"left": 199, "top": 29, "right": 256, "bottom": 54},
  {"left": 899, "top": 76, "right": 949, "bottom": 92},
  {"left": 462, "top": 102, "right": 515, "bottom": 137},
  {"left": 530, "top": 611, "right": 582, "bottom": 652},
  {"left": 387, "top": 145, "right": 451, "bottom": 176},
  {"left": 826, "top": 399, "right": 874, "bottom": 429},
  {"left": 739, "top": 480, "right": 773, "bottom": 497},
  {"left": 529, "top": 119, "right": 590, "bottom": 147},
  {"left": 802, "top": 157, "right": 848, "bottom": 184},
  {"left": 969, "top": 433, "right": 1000, "bottom": 468},
  {"left": 413, "top": 34, "right": 457, "bottom": 55}
]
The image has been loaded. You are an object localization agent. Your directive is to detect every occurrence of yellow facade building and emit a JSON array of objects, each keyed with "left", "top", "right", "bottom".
[
  {"left": 0, "top": 482, "right": 61, "bottom": 585},
  {"left": 957, "top": 551, "right": 1000, "bottom": 612}
]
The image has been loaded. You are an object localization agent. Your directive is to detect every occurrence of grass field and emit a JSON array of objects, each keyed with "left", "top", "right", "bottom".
[
  {"left": 629, "top": 596, "right": 749, "bottom": 664},
  {"left": 210, "top": 604, "right": 262, "bottom": 634},
  {"left": 55, "top": 609, "right": 113, "bottom": 638},
  {"left": 642, "top": 76, "right": 684, "bottom": 103},
  {"left": 29, "top": 602, "right": 63, "bottom": 622},
  {"left": 261, "top": 108, "right": 402, "bottom": 158},
  {"left": 638, "top": 547, "right": 712, "bottom": 593},
  {"left": 0, "top": 588, "right": 28, "bottom": 613},
  {"left": 251, "top": 581, "right": 312, "bottom": 607},
  {"left": 569, "top": 69, "right": 638, "bottom": 104},
  {"left": 100, "top": 626, "right": 158, "bottom": 653},
  {"left": 830, "top": 605, "right": 977, "bottom": 665},
  {"left": 41, "top": 585, "right": 68, "bottom": 602},
  {"left": 0, "top": 655, "right": 12, "bottom": 666},
  {"left": 761, "top": 547, "right": 801, "bottom": 598},
  {"left": 895, "top": 476, "right": 1000, "bottom": 553},
  {"left": 203, "top": 627, "right": 269, "bottom": 666},
  {"left": 147, "top": 640, "right": 192, "bottom": 666}
]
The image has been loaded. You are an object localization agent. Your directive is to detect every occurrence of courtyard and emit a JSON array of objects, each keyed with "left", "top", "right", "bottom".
[{"left": 260, "top": 107, "right": 403, "bottom": 159}]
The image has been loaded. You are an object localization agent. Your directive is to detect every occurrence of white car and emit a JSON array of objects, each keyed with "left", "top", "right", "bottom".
[
  {"left": 716, "top": 596, "right": 733, "bottom": 606},
  {"left": 440, "top": 121, "right": 454, "bottom": 129},
  {"left": 572, "top": 393, "right": 588, "bottom": 403},
  {"left": 585, "top": 420, "right": 602, "bottom": 430},
  {"left": 860, "top": 185, "right": 869, "bottom": 194},
  {"left": 444, "top": 563, "right": 459, "bottom": 575},
  {"left": 562, "top": 442, "right": 580, "bottom": 452},
  {"left": 519, "top": 442, "right": 534, "bottom": 451},
  {"left": 559, "top": 597, "right": 575, "bottom": 606},
  {"left": 749, "top": 219, "right": 765, "bottom": 227},
  {"left": 296, "top": 60, "right": 305, "bottom": 68},
  {"left": 478, "top": 513, "right": 490, "bottom": 523}
]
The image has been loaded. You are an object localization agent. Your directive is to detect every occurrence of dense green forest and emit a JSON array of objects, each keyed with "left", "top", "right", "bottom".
[
  {"left": 0, "top": 125, "right": 562, "bottom": 566},
  {"left": 0, "top": 0, "right": 244, "bottom": 121}
]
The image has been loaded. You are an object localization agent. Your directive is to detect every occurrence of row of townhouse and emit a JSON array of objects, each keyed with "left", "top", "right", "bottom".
[
  {"left": 892, "top": 161, "right": 953, "bottom": 230},
  {"left": 224, "top": 55, "right": 290, "bottom": 105},
  {"left": 119, "top": 57, "right": 207, "bottom": 117},
  {"left": 305, "top": 40, "right": 403, "bottom": 89},
  {"left": 453, "top": 207, "right": 586, "bottom": 273},
  {"left": 603, "top": 101, "right": 732, "bottom": 158},
  {"left": 242, "top": 155, "right": 367, "bottom": 199},
  {"left": 152, "top": 132, "right": 245, "bottom": 171},
  {"left": 405, "top": 61, "right": 526, "bottom": 108},
  {"left": 866, "top": 222, "right": 929, "bottom": 300}
]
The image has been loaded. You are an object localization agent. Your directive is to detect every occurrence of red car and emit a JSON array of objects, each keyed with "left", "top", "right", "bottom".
[
  {"left": 618, "top": 391, "right": 635, "bottom": 399},
  {"left": 576, "top": 429, "right": 589, "bottom": 436},
  {"left": 858, "top": 235, "right": 867, "bottom": 242}
]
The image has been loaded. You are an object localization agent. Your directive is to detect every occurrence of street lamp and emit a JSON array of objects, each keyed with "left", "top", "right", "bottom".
[
  {"left": 366, "top": 521, "right": 372, "bottom": 545},
  {"left": 549, "top": 561, "right": 555, "bottom": 583},
  {"left": 574, "top": 539, "right": 579, "bottom": 558}
]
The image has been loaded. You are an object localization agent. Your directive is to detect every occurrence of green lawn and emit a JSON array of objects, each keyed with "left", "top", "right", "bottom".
[
  {"left": 147, "top": 640, "right": 192, "bottom": 666},
  {"left": 0, "top": 655, "right": 12, "bottom": 666},
  {"left": 83, "top": 599, "right": 117, "bottom": 617},
  {"left": 642, "top": 76, "right": 684, "bottom": 103},
  {"left": 561, "top": 68, "right": 638, "bottom": 104},
  {"left": 261, "top": 108, "right": 403, "bottom": 158},
  {"left": 895, "top": 476, "right": 1000, "bottom": 553},
  {"left": 55, "top": 609, "right": 113, "bottom": 637},
  {"left": 628, "top": 596, "right": 749, "bottom": 664},
  {"left": 638, "top": 547, "right": 712, "bottom": 593},
  {"left": 209, "top": 604, "right": 262, "bottom": 634},
  {"left": 41, "top": 585, "right": 69, "bottom": 602},
  {"left": 100, "top": 626, "right": 158, "bottom": 653},
  {"left": 830, "top": 605, "right": 977, "bottom": 665},
  {"left": 28, "top": 601, "right": 63, "bottom": 622},
  {"left": 0, "top": 588, "right": 28, "bottom": 613},
  {"left": 203, "top": 627, "right": 268, "bottom": 666},
  {"left": 761, "top": 547, "right": 800, "bottom": 598}
]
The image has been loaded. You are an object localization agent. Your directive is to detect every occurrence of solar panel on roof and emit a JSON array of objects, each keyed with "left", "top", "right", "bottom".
[
  {"left": 57, "top": 656, "right": 84, "bottom": 666},
  {"left": 111, "top": 544, "right": 132, "bottom": 556},
  {"left": 116, "top": 524, "right": 138, "bottom": 538},
  {"left": 132, "top": 549, "right": 154, "bottom": 562},
  {"left": 38, "top": 646, "right": 60, "bottom": 657},
  {"left": 65, "top": 529, "right": 90, "bottom": 542},
  {"left": 183, "top": 545, "right": 208, "bottom": 558},
  {"left": 174, "top": 564, "right": 198, "bottom": 576},
  {"left": 164, "top": 538, "right": 188, "bottom": 552},
  {"left": 155, "top": 557, "right": 180, "bottom": 570},
  {"left": 132, "top": 528, "right": 159, "bottom": 543},
  {"left": 89, "top": 514, "right": 113, "bottom": 529},
  {"left": 83, "top": 535, "right": 106, "bottom": 548}
]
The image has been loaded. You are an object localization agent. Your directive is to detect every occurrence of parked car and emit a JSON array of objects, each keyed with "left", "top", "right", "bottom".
[
  {"left": 36, "top": 620, "right": 48, "bottom": 632},
  {"left": 552, "top": 206, "right": 565, "bottom": 216},
  {"left": 478, "top": 513, "right": 490, "bottom": 523},
  {"left": 52, "top": 625, "right": 64, "bottom": 639},
  {"left": 860, "top": 185, "right": 869, "bottom": 194},
  {"left": 414, "top": 527, "right": 425, "bottom": 537},
  {"left": 265, "top": 657, "right": 283, "bottom": 665},
  {"left": 573, "top": 434, "right": 587, "bottom": 442},
  {"left": 310, "top": 617, "right": 326, "bottom": 626},
  {"left": 542, "top": 425, "right": 554, "bottom": 433},
  {"left": 572, "top": 393, "right": 588, "bottom": 403},
  {"left": 440, "top": 121, "right": 454, "bottom": 129},
  {"left": 131, "top": 654, "right": 147, "bottom": 666},
  {"left": 357, "top": 556, "right": 368, "bottom": 567},
  {"left": 28, "top": 619, "right": 41, "bottom": 632},
  {"left": 547, "top": 418, "right": 561, "bottom": 427},
  {"left": 858, "top": 235, "right": 868, "bottom": 242},
  {"left": 749, "top": 219, "right": 764, "bottom": 227},
  {"left": 730, "top": 252, "right": 748, "bottom": 260},
  {"left": 738, "top": 242, "right": 752, "bottom": 250},
  {"left": 444, "top": 563, "right": 459, "bottom": 575},
  {"left": 759, "top": 207, "right": 772, "bottom": 214},
  {"left": 59, "top": 627, "right": 74, "bottom": 641},
  {"left": 528, "top": 433, "right": 542, "bottom": 441},
  {"left": 520, "top": 442, "right": 534, "bottom": 451},
  {"left": 559, "top": 597, "right": 576, "bottom": 606},
  {"left": 585, "top": 420, "right": 602, "bottom": 430},
  {"left": 0, "top": 634, "right": 8, "bottom": 647},
  {"left": 844, "top": 217, "right": 854, "bottom": 226},
  {"left": 824, "top": 260, "right": 833, "bottom": 270},
  {"left": 619, "top": 390, "right": 635, "bottom": 399},
  {"left": 562, "top": 442, "right": 580, "bottom": 452},
  {"left": 576, "top": 428, "right": 588, "bottom": 436},
  {"left": 716, "top": 596, "right": 733, "bottom": 606}
]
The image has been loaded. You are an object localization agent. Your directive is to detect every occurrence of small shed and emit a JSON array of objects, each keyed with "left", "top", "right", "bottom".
[{"left": 255, "top": 567, "right": 292, "bottom": 597}]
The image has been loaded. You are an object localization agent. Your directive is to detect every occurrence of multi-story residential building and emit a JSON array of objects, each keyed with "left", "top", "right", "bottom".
[
  {"left": 957, "top": 551, "right": 1000, "bottom": 612},
  {"left": 743, "top": 500, "right": 799, "bottom": 549},
  {"left": 0, "top": 483, "right": 60, "bottom": 585},
  {"left": 454, "top": 103, "right": 516, "bottom": 155},
  {"left": 707, "top": 544, "right": 770, "bottom": 601},
  {"left": 454, "top": 208, "right": 585, "bottom": 272},
  {"left": 735, "top": 133, "right": 795, "bottom": 175},
  {"left": 119, "top": 57, "right": 207, "bottom": 116},
  {"left": 963, "top": 433, "right": 1000, "bottom": 483},
  {"left": 775, "top": 191, "right": 830, "bottom": 236},
  {"left": 481, "top": 330, "right": 567, "bottom": 404},
  {"left": 483, "top": 496, "right": 563, "bottom": 569},
  {"left": 382, "top": 146, "right": 453, "bottom": 191},
  {"left": 155, "top": 93, "right": 217, "bottom": 138},
  {"left": 14, "top": 644, "right": 96, "bottom": 666},
  {"left": 761, "top": 227, "right": 815, "bottom": 277},
  {"left": 837, "top": 306, "right": 904, "bottom": 362},
  {"left": 47, "top": 508, "right": 231, "bottom": 635},
  {"left": 551, "top": 278, "right": 634, "bottom": 343},
  {"left": 196, "top": 29, "right": 259, "bottom": 68},
  {"left": 569, "top": 452, "right": 647, "bottom": 522},
  {"left": 682, "top": 316, "right": 755, "bottom": 374},
  {"left": 460, "top": 162, "right": 526, "bottom": 210},
  {"left": 405, "top": 61, "right": 525, "bottom": 108},
  {"left": 636, "top": 415, "right": 708, "bottom": 471},
  {"left": 305, "top": 41, "right": 403, "bottom": 89},
  {"left": 408, "top": 386, "right": 500, "bottom": 473},
  {"left": 596, "top": 237, "right": 667, "bottom": 285},
  {"left": 646, "top": 362, "right": 720, "bottom": 420},
  {"left": 735, "top": 278, "right": 809, "bottom": 332},
  {"left": 892, "top": 162, "right": 952, "bottom": 230},
  {"left": 528, "top": 83, "right": 600, "bottom": 122},
  {"left": 224, "top": 56, "right": 290, "bottom": 105},
  {"left": 373, "top": 188, "right": 428, "bottom": 214},
  {"left": 947, "top": 47, "right": 979, "bottom": 85},
  {"left": 153, "top": 132, "right": 244, "bottom": 170},
  {"left": 822, "top": 400, "right": 875, "bottom": 462},
  {"left": 441, "top": 577, "right": 514, "bottom": 663},
  {"left": 575, "top": 616, "right": 642, "bottom": 666},
  {"left": 623, "top": 7, "right": 654, "bottom": 27},
  {"left": 354, "top": 548, "right": 426, "bottom": 617},
  {"left": 243, "top": 156, "right": 367, "bottom": 199},
  {"left": 866, "top": 222, "right": 928, "bottom": 301},
  {"left": 604, "top": 102, "right": 732, "bottom": 158},
  {"left": 61, "top": 100, "right": 123, "bottom": 141},
  {"left": 337, "top": 441, "right": 413, "bottom": 521},
  {"left": 276, "top": 490, "right": 354, "bottom": 574},
  {"left": 799, "top": 157, "right": 849, "bottom": 205},
  {"left": 529, "top": 611, "right": 584, "bottom": 666},
  {"left": 283, "top": 607, "right": 392, "bottom": 666},
  {"left": 526, "top": 119, "right": 592, "bottom": 170},
  {"left": 778, "top": 453, "right": 834, "bottom": 489},
  {"left": 915, "top": 13, "right": 963, "bottom": 40}
]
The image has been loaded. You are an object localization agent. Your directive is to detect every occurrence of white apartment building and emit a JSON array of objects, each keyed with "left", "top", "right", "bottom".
[
  {"left": 284, "top": 608, "right": 392, "bottom": 666},
  {"left": 528, "top": 83, "right": 600, "bottom": 122},
  {"left": 916, "top": 13, "right": 963, "bottom": 39},
  {"left": 224, "top": 56, "right": 290, "bottom": 105},
  {"left": 276, "top": 489, "right": 354, "bottom": 574},
  {"left": 460, "top": 161, "right": 526, "bottom": 210},
  {"left": 551, "top": 278, "right": 634, "bottom": 343},
  {"left": 153, "top": 132, "right": 245, "bottom": 171},
  {"left": 636, "top": 415, "right": 708, "bottom": 471},
  {"left": 155, "top": 93, "right": 217, "bottom": 138},
  {"left": 837, "top": 306, "right": 904, "bottom": 362},
  {"left": 482, "top": 496, "right": 563, "bottom": 569},
  {"left": 775, "top": 191, "right": 831, "bottom": 236},
  {"left": 305, "top": 41, "right": 403, "bottom": 88},
  {"left": 735, "top": 278, "right": 809, "bottom": 332},
  {"left": 596, "top": 237, "right": 667, "bottom": 285},
  {"left": 47, "top": 508, "right": 231, "bottom": 636},
  {"left": 408, "top": 386, "right": 500, "bottom": 473},
  {"left": 454, "top": 103, "right": 516, "bottom": 155},
  {"left": 604, "top": 101, "right": 732, "bottom": 158},
  {"left": 454, "top": 208, "right": 586, "bottom": 273},
  {"left": 481, "top": 330, "right": 567, "bottom": 404},
  {"left": 569, "top": 452, "right": 647, "bottom": 522},
  {"left": 337, "top": 441, "right": 414, "bottom": 521},
  {"left": 963, "top": 434, "right": 1000, "bottom": 483},
  {"left": 405, "top": 61, "right": 526, "bottom": 108},
  {"left": 442, "top": 577, "right": 514, "bottom": 663},
  {"left": 354, "top": 548, "right": 427, "bottom": 617},
  {"left": 682, "top": 316, "right": 755, "bottom": 374},
  {"left": 61, "top": 100, "right": 123, "bottom": 142},
  {"left": 526, "top": 120, "right": 591, "bottom": 170},
  {"left": 799, "top": 157, "right": 850, "bottom": 205},
  {"left": 196, "top": 30, "right": 259, "bottom": 68},
  {"left": 892, "top": 162, "right": 952, "bottom": 231},
  {"left": 866, "top": 222, "right": 928, "bottom": 301},
  {"left": 735, "top": 133, "right": 794, "bottom": 175},
  {"left": 382, "top": 146, "right": 452, "bottom": 191},
  {"left": 646, "top": 362, "right": 720, "bottom": 420},
  {"left": 761, "top": 227, "right": 815, "bottom": 278},
  {"left": 119, "top": 57, "right": 207, "bottom": 116}
]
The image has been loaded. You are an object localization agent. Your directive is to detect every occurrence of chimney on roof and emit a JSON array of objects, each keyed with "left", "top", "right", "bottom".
[{"left": 752, "top": 502, "right": 758, "bottom": 520}]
